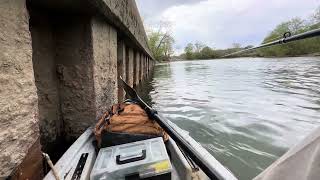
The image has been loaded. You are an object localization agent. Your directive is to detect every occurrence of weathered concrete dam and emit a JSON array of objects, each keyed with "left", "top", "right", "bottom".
[{"left": 0, "top": 0, "right": 154, "bottom": 179}]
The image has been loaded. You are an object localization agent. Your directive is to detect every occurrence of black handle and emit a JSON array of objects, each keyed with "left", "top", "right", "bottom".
[{"left": 116, "top": 150, "right": 146, "bottom": 165}]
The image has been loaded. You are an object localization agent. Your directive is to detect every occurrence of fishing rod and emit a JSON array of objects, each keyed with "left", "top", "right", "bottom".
[
  {"left": 118, "top": 77, "right": 236, "bottom": 180},
  {"left": 223, "top": 28, "right": 320, "bottom": 57}
]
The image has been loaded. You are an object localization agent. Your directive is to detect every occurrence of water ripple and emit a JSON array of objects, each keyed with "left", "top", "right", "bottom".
[{"left": 141, "top": 57, "right": 320, "bottom": 180}]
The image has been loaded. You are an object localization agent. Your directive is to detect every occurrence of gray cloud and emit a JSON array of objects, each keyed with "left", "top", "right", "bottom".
[
  {"left": 136, "top": 0, "right": 207, "bottom": 19},
  {"left": 136, "top": 0, "right": 320, "bottom": 54}
]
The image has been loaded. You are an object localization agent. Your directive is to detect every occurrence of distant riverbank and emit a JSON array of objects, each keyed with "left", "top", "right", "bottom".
[{"left": 169, "top": 53, "right": 320, "bottom": 62}]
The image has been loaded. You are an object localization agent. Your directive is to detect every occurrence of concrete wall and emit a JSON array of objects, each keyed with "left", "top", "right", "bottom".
[
  {"left": 139, "top": 54, "right": 144, "bottom": 82},
  {"left": 54, "top": 16, "right": 96, "bottom": 140},
  {"left": 30, "top": 11, "right": 124, "bottom": 142},
  {"left": 29, "top": 9, "right": 61, "bottom": 152},
  {"left": 142, "top": 55, "right": 146, "bottom": 79},
  {"left": 91, "top": 16, "right": 118, "bottom": 119},
  {"left": 132, "top": 51, "right": 137, "bottom": 87},
  {"left": 117, "top": 40, "right": 126, "bottom": 102},
  {"left": 126, "top": 48, "right": 135, "bottom": 87},
  {"left": 0, "top": 0, "right": 41, "bottom": 178},
  {"left": 134, "top": 51, "right": 140, "bottom": 86},
  {"left": 146, "top": 58, "right": 149, "bottom": 76},
  {"left": 0, "top": 0, "right": 155, "bottom": 178}
]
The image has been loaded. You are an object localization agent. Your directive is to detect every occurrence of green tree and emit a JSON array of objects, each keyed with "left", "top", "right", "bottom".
[
  {"left": 311, "top": 6, "right": 320, "bottom": 25},
  {"left": 307, "top": 6, "right": 320, "bottom": 30},
  {"left": 162, "top": 35, "right": 175, "bottom": 58},
  {"left": 232, "top": 43, "right": 242, "bottom": 49},
  {"left": 182, "top": 43, "right": 219, "bottom": 60},
  {"left": 192, "top": 42, "right": 205, "bottom": 59},
  {"left": 147, "top": 21, "right": 175, "bottom": 61},
  {"left": 258, "top": 17, "right": 312, "bottom": 57},
  {"left": 194, "top": 42, "right": 205, "bottom": 53},
  {"left": 200, "top": 46, "right": 216, "bottom": 59},
  {"left": 184, "top": 43, "right": 194, "bottom": 59}
]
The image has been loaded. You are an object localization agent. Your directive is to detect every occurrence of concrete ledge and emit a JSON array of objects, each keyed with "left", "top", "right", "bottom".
[
  {"left": 30, "top": 0, "right": 154, "bottom": 60},
  {"left": 89, "top": 0, "right": 153, "bottom": 59}
]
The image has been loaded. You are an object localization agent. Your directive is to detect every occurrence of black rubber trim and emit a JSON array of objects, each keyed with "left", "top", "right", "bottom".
[{"left": 71, "top": 153, "right": 88, "bottom": 180}]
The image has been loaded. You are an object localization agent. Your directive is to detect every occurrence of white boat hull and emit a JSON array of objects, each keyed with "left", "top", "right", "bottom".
[{"left": 44, "top": 122, "right": 237, "bottom": 180}]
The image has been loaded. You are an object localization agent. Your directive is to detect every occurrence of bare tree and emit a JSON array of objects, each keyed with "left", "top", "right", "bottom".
[{"left": 146, "top": 21, "right": 175, "bottom": 61}]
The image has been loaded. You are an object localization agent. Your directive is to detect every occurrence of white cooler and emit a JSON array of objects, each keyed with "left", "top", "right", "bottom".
[{"left": 90, "top": 137, "right": 172, "bottom": 180}]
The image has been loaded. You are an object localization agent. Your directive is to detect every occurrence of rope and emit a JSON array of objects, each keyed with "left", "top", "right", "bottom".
[{"left": 42, "top": 152, "right": 60, "bottom": 180}]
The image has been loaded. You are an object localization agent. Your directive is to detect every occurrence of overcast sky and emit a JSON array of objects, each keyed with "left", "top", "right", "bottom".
[{"left": 136, "top": 0, "right": 319, "bottom": 54}]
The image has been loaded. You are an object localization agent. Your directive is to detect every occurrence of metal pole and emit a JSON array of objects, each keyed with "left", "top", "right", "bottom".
[{"left": 223, "top": 28, "right": 320, "bottom": 57}]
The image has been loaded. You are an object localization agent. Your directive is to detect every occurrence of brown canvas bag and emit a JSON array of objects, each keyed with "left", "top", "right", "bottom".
[{"left": 94, "top": 102, "right": 169, "bottom": 147}]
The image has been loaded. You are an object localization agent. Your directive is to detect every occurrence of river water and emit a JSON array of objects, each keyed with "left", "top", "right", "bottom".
[{"left": 140, "top": 57, "right": 320, "bottom": 180}]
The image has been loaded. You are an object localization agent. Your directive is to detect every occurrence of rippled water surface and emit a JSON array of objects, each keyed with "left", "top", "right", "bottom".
[{"left": 140, "top": 57, "right": 320, "bottom": 180}]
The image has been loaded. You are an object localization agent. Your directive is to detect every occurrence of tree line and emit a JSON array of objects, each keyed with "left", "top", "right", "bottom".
[
  {"left": 257, "top": 7, "right": 320, "bottom": 57},
  {"left": 182, "top": 6, "right": 320, "bottom": 59},
  {"left": 147, "top": 6, "right": 320, "bottom": 61}
]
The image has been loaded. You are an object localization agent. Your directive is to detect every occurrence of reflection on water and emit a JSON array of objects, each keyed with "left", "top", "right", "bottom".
[{"left": 139, "top": 57, "right": 320, "bottom": 180}]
